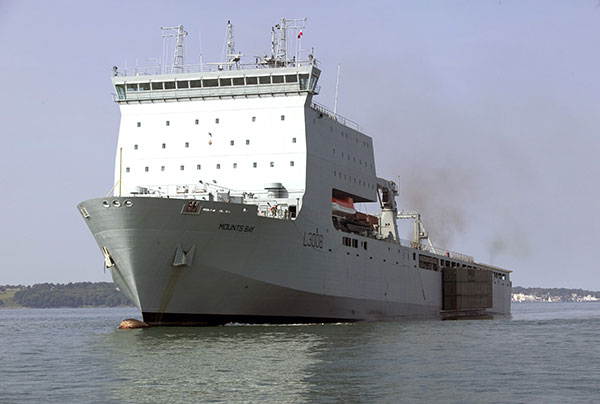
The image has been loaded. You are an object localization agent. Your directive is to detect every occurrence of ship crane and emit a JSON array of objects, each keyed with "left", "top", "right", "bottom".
[{"left": 397, "top": 211, "right": 438, "bottom": 254}]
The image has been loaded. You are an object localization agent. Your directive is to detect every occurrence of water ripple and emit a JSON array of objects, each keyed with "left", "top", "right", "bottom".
[{"left": 1, "top": 303, "right": 599, "bottom": 403}]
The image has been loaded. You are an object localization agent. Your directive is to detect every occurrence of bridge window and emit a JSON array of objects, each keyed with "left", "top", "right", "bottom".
[
  {"left": 115, "top": 84, "right": 125, "bottom": 99},
  {"left": 246, "top": 77, "right": 258, "bottom": 85},
  {"left": 259, "top": 76, "right": 271, "bottom": 84},
  {"left": 232, "top": 77, "right": 244, "bottom": 86},
  {"left": 190, "top": 80, "right": 201, "bottom": 88},
  {"left": 272, "top": 75, "right": 284, "bottom": 84},
  {"left": 139, "top": 83, "right": 150, "bottom": 91},
  {"left": 203, "top": 79, "right": 218, "bottom": 87},
  {"left": 285, "top": 74, "right": 297, "bottom": 83},
  {"left": 126, "top": 83, "right": 138, "bottom": 92},
  {"left": 219, "top": 78, "right": 231, "bottom": 87},
  {"left": 164, "top": 81, "right": 175, "bottom": 89},
  {"left": 151, "top": 82, "right": 163, "bottom": 90},
  {"left": 299, "top": 74, "right": 309, "bottom": 90},
  {"left": 176, "top": 80, "right": 188, "bottom": 89}
]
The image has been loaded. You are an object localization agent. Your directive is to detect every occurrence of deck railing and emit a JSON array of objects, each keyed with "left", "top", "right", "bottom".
[
  {"left": 113, "top": 59, "right": 320, "bottom": 77},
  {"left": 310, "top": 102, "right": 360, "bottom": 131},
  {"left": 397, "top": 238, "right": 474, "bottom": 263}
]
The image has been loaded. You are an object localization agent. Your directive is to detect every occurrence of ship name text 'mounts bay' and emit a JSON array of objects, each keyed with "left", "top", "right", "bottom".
[{"left": 78, "top": 19, "right": 512, "bottom": 325}]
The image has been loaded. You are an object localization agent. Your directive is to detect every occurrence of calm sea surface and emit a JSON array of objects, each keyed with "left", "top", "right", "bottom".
[{"left": 1, "top": 303, "right": 599, "bottom": 404}]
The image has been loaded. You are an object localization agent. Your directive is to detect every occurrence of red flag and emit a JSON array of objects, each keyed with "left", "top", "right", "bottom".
[{"left": 297, "top": 30, "right": 303, "bottom": 39}]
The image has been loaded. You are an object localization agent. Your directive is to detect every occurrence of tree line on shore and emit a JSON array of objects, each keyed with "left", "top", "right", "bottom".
[{"left": 0, "top": 282, "right": 133, "bottom": 308}]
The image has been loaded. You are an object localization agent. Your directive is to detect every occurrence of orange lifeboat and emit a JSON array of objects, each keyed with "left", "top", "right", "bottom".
[{"left": 332, "top": 196, "right": 356, "bottom": 217}]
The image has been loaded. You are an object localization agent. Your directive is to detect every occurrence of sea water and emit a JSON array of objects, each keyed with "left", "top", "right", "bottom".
[{"left": 1, "top": 303, "right": 599, "bottom": 403}]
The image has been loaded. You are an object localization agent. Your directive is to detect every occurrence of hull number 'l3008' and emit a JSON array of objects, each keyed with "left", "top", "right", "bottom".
[{"left": 303, "top": 229, "right": 323, "bottom": 249}]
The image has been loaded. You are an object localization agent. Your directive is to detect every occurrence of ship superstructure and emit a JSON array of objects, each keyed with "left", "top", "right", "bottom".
[{"left": 79, "top": 20, "right": 512, "bottom": 325}]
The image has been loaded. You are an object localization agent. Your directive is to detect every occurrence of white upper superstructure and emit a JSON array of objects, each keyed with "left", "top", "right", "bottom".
[
  {"left": 113, "top": 69, "right": 312, "bottom": 196},
  {"left": 110, "top": 21, "right": 380, "bottom": 219}
]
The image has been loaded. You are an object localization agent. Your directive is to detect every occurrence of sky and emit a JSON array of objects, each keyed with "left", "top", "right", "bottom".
[{"left": 0, "top": 0, "right": 599, "bottom": 289}]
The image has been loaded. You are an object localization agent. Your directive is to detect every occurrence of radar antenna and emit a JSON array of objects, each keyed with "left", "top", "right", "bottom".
[{"left": 161, "top": 25, "right": 188, "bottom": 73}]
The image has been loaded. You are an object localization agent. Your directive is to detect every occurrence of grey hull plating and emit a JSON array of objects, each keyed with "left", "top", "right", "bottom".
[{"left": 79, "top": 196, "right": 510, "bottom": 325}]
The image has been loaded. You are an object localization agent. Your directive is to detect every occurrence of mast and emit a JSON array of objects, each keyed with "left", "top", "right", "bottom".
[
  {"left": 334, "top": 64, "right": 341, "bottom": 114},
  {"left": 270, "top": 26, "right": 276, "bottom": 61},
  {"left": 273, "top": 18, "right": 307, "bottom": 66},
  {"left": 278, "top": 18, "right": 287, "bottom": 64},
  {"left": 225, "top": 20, "right": 242, "bottom": 70},
  {"left": 161, "top": 25, "right": 188, "bottom": 73}
]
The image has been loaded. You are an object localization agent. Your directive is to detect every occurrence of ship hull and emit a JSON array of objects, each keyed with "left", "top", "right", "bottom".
[{"left": 79, "top": 196, "right": 509, "bottom": 325}]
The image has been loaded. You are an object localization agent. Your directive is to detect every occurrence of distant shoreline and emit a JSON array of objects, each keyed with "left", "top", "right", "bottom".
[
  {"left": 511, "top": 286, "right": 600, "bottom": 303},
  {"left": 3, "top": 283, "right": 599, "bottom": 308}
]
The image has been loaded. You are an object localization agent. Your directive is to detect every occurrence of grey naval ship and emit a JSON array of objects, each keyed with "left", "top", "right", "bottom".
[{"left": 78, "top": 20, "right": 512, "bottom": 325}]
